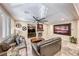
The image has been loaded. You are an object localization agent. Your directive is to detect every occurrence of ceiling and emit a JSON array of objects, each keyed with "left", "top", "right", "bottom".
[{"left": 6, "top": 3, "right": 79, "bottom": 24}]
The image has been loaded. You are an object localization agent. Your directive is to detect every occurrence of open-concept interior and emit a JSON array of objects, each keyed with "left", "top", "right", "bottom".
[{"left": 0, "top": 3, "right": 79, "bottom": 56}]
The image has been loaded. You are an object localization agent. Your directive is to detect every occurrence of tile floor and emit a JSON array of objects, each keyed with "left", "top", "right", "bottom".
[{"left": 55, "top": 41, "right": 79, "bottom": 56}]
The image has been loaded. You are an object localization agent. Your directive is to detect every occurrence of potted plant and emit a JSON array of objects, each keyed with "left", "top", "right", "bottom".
[{"left": 69, "top": 36, "right": 77, "bottom": 44}]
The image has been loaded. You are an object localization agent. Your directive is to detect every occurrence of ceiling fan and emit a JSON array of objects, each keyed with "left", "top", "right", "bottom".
[
  {"left": 24, "top": 11, "right": 49, "bottom": 24},
  {"left": 32, "top": 16, "right": 48, "bottom": 24}
]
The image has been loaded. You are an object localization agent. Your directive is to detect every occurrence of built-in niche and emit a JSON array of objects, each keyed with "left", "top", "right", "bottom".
[
  {"left": 28, "top": 24, "right": 36, "bottom": 38},
  {"left": 38, "top": 32, "right": 42, "bottom": 37}
]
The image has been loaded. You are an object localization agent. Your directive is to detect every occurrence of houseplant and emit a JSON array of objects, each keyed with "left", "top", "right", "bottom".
[{"left": 69, "top": 36, "right": 77, "bottom": 44}]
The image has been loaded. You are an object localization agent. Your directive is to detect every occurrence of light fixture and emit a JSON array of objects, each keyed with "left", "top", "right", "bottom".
[{"left": 61, "top": 17, "right": 65, "bottom": 21}]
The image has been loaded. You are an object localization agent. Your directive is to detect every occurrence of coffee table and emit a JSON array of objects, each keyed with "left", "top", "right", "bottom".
[{"left": 31, "top": 37, "right": 44, "bottom": 43}]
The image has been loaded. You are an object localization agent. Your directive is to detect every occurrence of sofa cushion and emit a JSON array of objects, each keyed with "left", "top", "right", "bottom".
[
  {"left": 4, "top": 35, "right": 15, "bottom": 44},
  {"left": 0, "top": 45, "right": 3, "bottom": 53},
  {"left": 0, "top": 42, "right": 11, "bottom": 51},
  {"left": 37, "top": 37, "right": 61, "bottom": 46},
  {"left": 15, "top": 36, "right": 21, "bottom": 45}
]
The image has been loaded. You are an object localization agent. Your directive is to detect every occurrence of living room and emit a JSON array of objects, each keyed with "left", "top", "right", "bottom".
[{"left": 0, "top": 3, "right": 79, "bottom": 56}]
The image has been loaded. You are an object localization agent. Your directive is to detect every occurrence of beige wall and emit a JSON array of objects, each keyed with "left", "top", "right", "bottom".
[
  {"left": 77, "top": 20, "right": 79, "bottom": 44},
  {"left": 43, "top": 24, "right": 53, "bottom": 40},
  {"left": 11, "top": 19, "right": 15, "bottom": 34},
  {"left": 14, "top": 20, "right": 78, "bottom": 44},
  {"left": 52, "top": 20, "right": 77, "bottom": 42},
  {"left": 0, "top": 14, "right": 3, "bottom": 38},
  {"left": 43, "top": 20, "right": 78, "bottom": 43},
  {"left": 15, "top": 21, "right": 28, "bottom": 39}
]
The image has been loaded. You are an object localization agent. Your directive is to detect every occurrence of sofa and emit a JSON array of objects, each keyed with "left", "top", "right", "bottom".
[
  {"left": 0, "top": 35, "right": 15, "bottom": 56},
  {"left": 0, "top": 34, "right": 27, "bottom": 56},
  {"left": 32, "top": 37, "right": 61, "bottom": 56}
]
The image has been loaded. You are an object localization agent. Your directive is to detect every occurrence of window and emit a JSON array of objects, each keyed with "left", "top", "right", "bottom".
[
  {"left": 2, "top": 13, "right": 11, "bottom": 38},
  {"left": 0, "top": 12, "right": 3, "bottom": 38},
  {"left": 0, "top": 9, "right": 11, "bottom": 38}
]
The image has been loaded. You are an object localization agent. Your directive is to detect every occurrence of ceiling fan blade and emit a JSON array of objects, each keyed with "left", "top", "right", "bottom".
[
  {"left": 33, "top": 16, "right": 36, "bottom": 20},
  {"left": 40, "top": 21, "right": 48, "bottom": 25},
  {"left": 39, "top": 17, "right": 46, "bottom": 20},
  {"left": 33, "top": 16, "right": 36, "bottom": 19},
  {"left": 40, "top": 19, "right": 48, "bottom": 22},
  {"left": 33, "top": 16, "right": 39, "bottom": 21},
  {"left": 38, "top": 21, "right": 44, "bottom": 24}
]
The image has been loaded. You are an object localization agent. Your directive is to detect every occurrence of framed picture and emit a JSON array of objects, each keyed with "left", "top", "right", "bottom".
[
  {"left": 53, "top": 23, "right": 71, "bottom": 36},
  {"left": 37, "top": 24, "right": 43, "bottom": 31}
]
